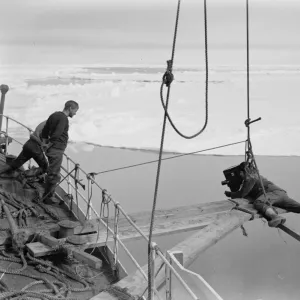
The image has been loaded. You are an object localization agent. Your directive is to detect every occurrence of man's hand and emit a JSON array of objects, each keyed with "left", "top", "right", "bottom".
[
  {"left": 41, "top": 143, "right": 49, "bottom": 152},
  {"left": 224, "top": 191, "right": 232, "bottom": 198},
  {"left": 41, "top": 141, "right": 52, "bottom": 152}
]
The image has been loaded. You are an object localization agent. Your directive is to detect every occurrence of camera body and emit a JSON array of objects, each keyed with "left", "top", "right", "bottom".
[{"left": 221, "top": 164, "right": 244, "bottom": 192}]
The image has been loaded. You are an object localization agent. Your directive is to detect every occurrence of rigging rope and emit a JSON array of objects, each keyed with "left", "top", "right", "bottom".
[
  {"left": 160, "top": 0, "right": 208, "bottom": 138},
  {"left": 147, "top": 0, "right": 181, "bottom": 297},
  {"left": 147, "top": 0, "right": 209, "bottom": 299},
  {"left": 246, "top": 0, "right": 250, "bottom": 146},
  {"left": 91, "top": 140, "right": 245, "bottom": 175},
  {"left": 243, "top": 0, "right": 269, "bottom": 205}
]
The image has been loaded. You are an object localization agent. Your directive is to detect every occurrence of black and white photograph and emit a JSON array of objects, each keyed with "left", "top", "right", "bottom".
[{"left": 0, "top": 0, "right": 299, "bottom": 299}]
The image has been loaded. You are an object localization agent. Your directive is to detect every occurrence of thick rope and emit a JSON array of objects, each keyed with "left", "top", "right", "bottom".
[
  {"left": 246, "top": 0, "right": 250, "bottom": 145},
  {"left": 0, "top": 247, "right": 93, "bottom": 299},
  {"left": 0, "top": 291, "right": 78, "bottom": 300},
  {"left": 243, "top": 0, "right": 270, "bottom": 206},
  {"left": 147, "top": 0, "right": 182, "bottom": 298},
  {"left": 159, "top": 0, "right": 208, "bottom": 139},
  {"left": 147, "top": 1, "right": 209, "bottom": 298}
]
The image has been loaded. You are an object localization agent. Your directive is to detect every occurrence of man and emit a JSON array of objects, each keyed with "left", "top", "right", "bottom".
[
  {"left": 224, "top": 162, "right": 300, "bottom": 227},
  {"left": 41, "top": 100, "right": 79, "bottom": 204},
  {"left": 0, "top": 120, "right": 48, "bottom": 177}
]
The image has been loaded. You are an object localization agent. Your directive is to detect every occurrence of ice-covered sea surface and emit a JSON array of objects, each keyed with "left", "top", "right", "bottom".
[{"left": 1, "top": 64, "right": 299, "bottom": 156}]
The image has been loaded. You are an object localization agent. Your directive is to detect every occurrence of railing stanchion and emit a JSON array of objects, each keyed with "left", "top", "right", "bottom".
[
  {"left": 66, "top": 157, "right": 71, "bottom": 196},
  {"left": 5, "top": 117, "right": 9, "bottom": 156},
  {"left": 113, "top": 202, "right": 120, "bottom": 271},
  {"left": 166, "top": 252, "right": 172, "bottom": 300},
  {"left": 87, "top": 176, "right": 92, "bottom": 220},
  {"left": 0, "top": 85, "right": 9, "bottom": 133},
  {"left": 27, "top": 129, "right": 33, "bottom": 169},
  {"left": 150, "top": 242, "right": 157, "bottom": 300}
]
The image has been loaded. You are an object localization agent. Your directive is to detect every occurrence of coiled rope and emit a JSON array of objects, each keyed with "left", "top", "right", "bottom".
[{"left": 0, "top": 249, "right": 95, "bottom": 300}]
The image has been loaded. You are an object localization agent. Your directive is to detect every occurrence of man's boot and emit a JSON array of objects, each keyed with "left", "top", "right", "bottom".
[
  {"left": 42, "top": 180, "right": 59, "bottom": 205},
  {"left": 43, "top": 191, "right": 59, "bottom": 205},
  {"left": 265, "top": 207, "right": 286, "bottom": 228}
]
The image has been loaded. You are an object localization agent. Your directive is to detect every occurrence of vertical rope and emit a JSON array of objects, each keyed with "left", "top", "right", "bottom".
[
  {"left": 246, "top": 0, "right": 250, "bottom": 145},
  {"left": 244, "top": 0, "right": 270, "bottom": 206},
  {"left": 147, "top": 1, "right": 181, "bottom": 299}
]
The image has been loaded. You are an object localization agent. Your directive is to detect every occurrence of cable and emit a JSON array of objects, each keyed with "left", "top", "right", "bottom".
[{"left": 92, "top": 140, "right": 246, "bottom": 175}]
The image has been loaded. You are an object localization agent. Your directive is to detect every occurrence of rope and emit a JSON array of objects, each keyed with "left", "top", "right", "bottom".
[
  {"left": 90, "top": 140, "right": 245, "bottom": 176},
  {"left": 243, "top": 0, "right": 270, "bottom": 206},
  {"left": 147, "top": 1, "right": 209, "bottom": 298},
  {"left": 0, "top": 291, "right": 78, "bottom": 300},
  {"left": 0, "top": 246, "right": 92, "bottom": 299},
  {"left": 159, "top": 0, "right": 208, "bottom": 139},
  {"left": 246, "top": 0, "right": 250, "bottom": 145},
  {"left": 88, "top": 189, "right": 112, "bottom": 256}
]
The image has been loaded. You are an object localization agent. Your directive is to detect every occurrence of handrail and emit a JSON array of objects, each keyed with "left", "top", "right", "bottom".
[
  {"left": 156, "top": 249, "right": 198, "bottom": 300},
  {"left": 0, "top": 114, "right": 221, "bottom": 300},
  {"left": 0, "top": 115, "right": 33, "bottom": 133},
  {"left": 166, "top": 251, "right": 223, "bottom": 300}
]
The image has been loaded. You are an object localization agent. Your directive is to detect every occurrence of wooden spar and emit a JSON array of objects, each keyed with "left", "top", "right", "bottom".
[
  {"left": 0, "top": 197, "right": 288, "bottom": 249},
  {"left": 0, "top": 200, "right": 236, "bottom": 248},
  {"left": 71, "top": 199, "right": 272, "bottom": 249},
  {"left": 2, "top": 196, "right": 293, "bottom": 250},
  {"left": 90, "top": 208, "right": 254, "bottom": 300},
  {"left": 171, "top": 210, "right": 252, "bottom": 267},
  {"left": 278, "top": 224, "right": 300, "bottom": 242}
]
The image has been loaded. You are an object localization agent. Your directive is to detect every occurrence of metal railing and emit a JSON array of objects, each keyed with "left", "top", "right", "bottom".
[{"left": 0, "top": 114, "right": 223, "bottom": 300}]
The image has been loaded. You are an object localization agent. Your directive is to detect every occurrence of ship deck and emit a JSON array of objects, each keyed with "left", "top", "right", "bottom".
[{"left": 0, "top": 161, "right": 118, "bottom": 300}]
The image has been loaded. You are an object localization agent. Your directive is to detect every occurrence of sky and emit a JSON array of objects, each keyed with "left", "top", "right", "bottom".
[{"left": 1, "top": 0, "right": 300, "bottom": 65}]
